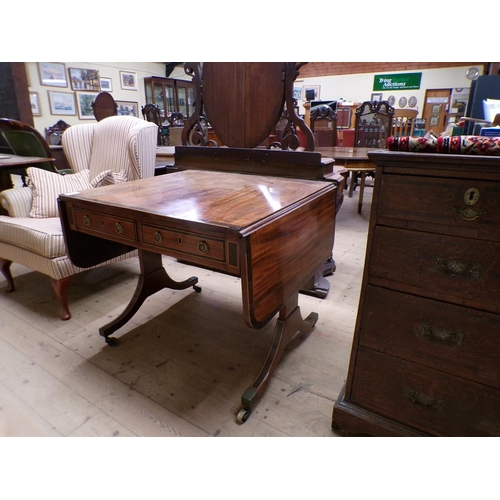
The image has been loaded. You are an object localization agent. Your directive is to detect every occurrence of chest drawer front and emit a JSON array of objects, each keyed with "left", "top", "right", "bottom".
[
  {"left": 73, "top": 208, "right": 137, "bottom": 242},
  {"left": 359, "top": 286, "right": 500, "bottom": 388},
  {"left": 378, "top": 174, "right": 500, "bottom": 239},
  {"left": 142, "top": 225, "right": 225, "bottom": 263},
  {"left": 370, "top": 226, "right": 500, "bottom": 311},
  {"left": 351, "top": 347, "right": 500, "bottom": 436}
]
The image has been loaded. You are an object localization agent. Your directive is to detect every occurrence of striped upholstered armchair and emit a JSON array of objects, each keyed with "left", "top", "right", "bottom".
[{"left": 0, "top": 115, "right": 157, "bottom": 320}]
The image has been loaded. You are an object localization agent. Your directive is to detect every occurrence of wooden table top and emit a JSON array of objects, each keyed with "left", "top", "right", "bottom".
[
  {"left": 156, "top": 146, "right": 176, "bottom": 157},
  {"left": 0, "top": 154, "right": 54, "bottom": 169},
  {"left": 315, "top": 146, "right": 385, "bottom": 160},
  {"left": 66, "top": 169, "right": 335, "bottom": 231}
]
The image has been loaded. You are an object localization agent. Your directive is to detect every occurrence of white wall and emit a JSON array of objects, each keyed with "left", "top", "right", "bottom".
[
  {"left": 295, "top": 65, "right": 484, "bottom": 117},
  {"left": 26, "top": 62, "right": 190, "bottom": 133}
]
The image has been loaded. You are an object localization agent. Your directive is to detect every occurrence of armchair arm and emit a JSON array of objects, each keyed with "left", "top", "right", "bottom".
[
  {"left": 0, "top": 186, "right": 33, "bottom": 217},
  {"left": 128, "top": 122, "right": 157, "bottom": 179}
]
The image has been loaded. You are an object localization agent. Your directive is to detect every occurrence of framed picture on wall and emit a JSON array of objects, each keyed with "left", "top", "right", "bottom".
[
  {"left": 30, "top": 92, "right": 41, "bottom": 116},
  {"left": 77, "top": 92, "right": 97, "bottom": 119},
  {"left": 100, "top": 77, "right": 113, "bottom": 92},
  {"left": 48, "top": 91, "right": 76, "bottom": 116},
  {"left": 68, "top": 67, "right": 101, "bottom": 91},
  {"left": 301, "top": 85, "right": 320, "bottom": 102},
  {"left": 116, "top": 101, "right": 139, "bottom": 117},
  {"left": 38, "top": 62, "right": 68, "bottom": 87},
  {"left": 120, "top": 71, "right": 138, "bottom": 91},
  {"left": 371, "top": 93, "right": 383, "bottom": 102}
]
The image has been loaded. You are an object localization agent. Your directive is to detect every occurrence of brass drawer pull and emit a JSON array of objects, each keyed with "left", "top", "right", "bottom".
[
  {"left": 198, "top": 241, "right": 209, "bottom": 254},
  {"left": 417, "top": 323, "right": 464, "bottom": 347},
  {"left": 405, "top": 389, "right": 444, "bottom": 411},
  {"left": 154, "top": 231, "right": 163, "bottom": 243},
  {"left": 433, "top": 256, "right": 482, "bottom": 279},
  {"left": 454, "top": 206, "right": 486, "bottom": 221},
  {"left": 83, "top": 215, "right": 91, "bottom": 226},
  {"left": 115, "top": 222, "right": 124, "bottom": 234}
]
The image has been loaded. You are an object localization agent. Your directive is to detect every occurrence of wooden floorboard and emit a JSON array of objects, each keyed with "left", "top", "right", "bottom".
[{"left": 0, "top": 185, "right": 372, "bottom": 437}]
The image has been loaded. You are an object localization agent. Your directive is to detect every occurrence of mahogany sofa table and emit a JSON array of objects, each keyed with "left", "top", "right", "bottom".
[{"left": 59, "top": 169, "right": 337, "bottom": 422}]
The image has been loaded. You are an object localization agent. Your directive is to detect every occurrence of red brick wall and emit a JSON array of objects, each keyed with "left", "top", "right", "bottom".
[{"left": 298, "top": 62, "right": 489, "bottom": 78}]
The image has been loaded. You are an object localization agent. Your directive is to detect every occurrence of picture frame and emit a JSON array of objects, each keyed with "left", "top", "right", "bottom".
[
  {"left": 100, "top": 77, "right": 113, "bottom": 92},
  {"left": 38, "top": 62, "right": 68, "bottom": 87},
  {"left": 120, "top": 71, "right": 138, "bottom": 91},
  {"left": 68, "top": 67, "right": 101, "bottom": 91},
  {"left": 77, "top": 92, "right": 97, "bottom": 119},
  {"left": 116, "top": 100, "right": 139, "bottom": 117},
  {"left": 30, "top": 92, "right": 41, "bottom": 116},
  {"left": 371, "top": 92, "right": 383, "bottom": 102},
  {"left": 301, "top": 85, "right": 320, "bottom": 102},
  {"left": 48, "top": 91, "right": 76, "bottom": 116}
]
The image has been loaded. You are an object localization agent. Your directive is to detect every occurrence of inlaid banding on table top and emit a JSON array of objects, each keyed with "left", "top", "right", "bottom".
[{"left": 66, "top": 170, "right": 335, "bottom": 229}]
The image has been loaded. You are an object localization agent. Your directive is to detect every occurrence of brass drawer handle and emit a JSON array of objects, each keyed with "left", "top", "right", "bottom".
[
  {"left": 83, "top": 215, "right": 91, "bottom": 226},
  {"left": 154, "top": 231, "right": 163, "bottom": 243},
  {"left": 416, "top": 323, "right": 464, "bottom": 347},
  {"left": 198, "top": 241, "right": 209, "bottom": 254},
  {"left": 454, "top": 206, "right": 486, "bottom": 221},
  {"left": 433, "top": 256, "right": 482, "bottom": 279},
  {"left": 115, "top": 222, "right": 124, "bottom": 234},
  {"left": 405, "top": 389, "right": 444, "bottom": 411}
]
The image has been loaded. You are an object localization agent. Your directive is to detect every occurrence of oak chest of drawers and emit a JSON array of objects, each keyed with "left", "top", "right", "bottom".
[{"left": 332, "top": 151, "right": 500, "bottom": 436}]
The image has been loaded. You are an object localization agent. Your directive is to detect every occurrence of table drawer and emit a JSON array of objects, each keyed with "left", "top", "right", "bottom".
[
  {"left": 73, "top": 208, "right": 137, "bottom": 242},
  {"left": 370, "top": 226, "right": 500, "bottom": 312},
  {"left": 358, "top": 286, "right": 500, "bottom": 388},
  {"left": 142, "top": 225, "right": 226, "bottom": 263},
  {"left": 351, "top": 347, "right": 500, "bottom": 436},
  {"left": 378, "top": 174, "right": 500, "bottom": 239}
]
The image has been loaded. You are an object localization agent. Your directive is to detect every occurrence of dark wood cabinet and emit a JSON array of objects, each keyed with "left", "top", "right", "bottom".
[
  {"left": 332, "top": 150, "right": 500, "bottom": 437},
  {"left": 144, "top": 76, "right": 195, "bottom": 120}
]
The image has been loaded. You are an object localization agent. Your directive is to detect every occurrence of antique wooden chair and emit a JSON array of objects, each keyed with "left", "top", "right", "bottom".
[
  {"left": 349, "top": 101, "right": 394, "bottom": 209},
  {"left": 309, "top": 104, "right": 338, "bottom": 147},
  {"left": 391, "top": 108, "right": 418, "bottom": 137},
  {"left": 142, "top": 103, "right": 168, "bottom": 145},
  {"left": 0, "top": 118, "right": 66, "bottom": 188},
  {"left": 354, "top": 100, "right": 394, "bottom": 148}
]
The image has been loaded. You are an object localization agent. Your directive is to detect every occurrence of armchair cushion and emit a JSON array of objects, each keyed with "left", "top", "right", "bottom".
[
  {"left": 0, "top": 216, "right": 65, "bottom": 258},
  {"left": 90, "top": 168, "right": 128, "bottom": 188},
  {"left": 27, "top": 167, "right": 91, "bottom": 218}
]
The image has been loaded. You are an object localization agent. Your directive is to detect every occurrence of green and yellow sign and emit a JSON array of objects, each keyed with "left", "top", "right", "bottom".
[{"left": 373, "top": 73, "right": 422, "bottom": 91}]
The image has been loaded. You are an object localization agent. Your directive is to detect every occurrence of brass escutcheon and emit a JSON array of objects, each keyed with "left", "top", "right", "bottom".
[
  {"left": 83, "top": 215, "right": 91, "bottom": 226},
  {"left": 115, "top": 222, "right": 124, "bottom": 234},
  {"left": 464, "top": 187, "right": 480, "bottom": 206},
  {"left": 154, "top": 231, "right": 163, "bottom": 243}
]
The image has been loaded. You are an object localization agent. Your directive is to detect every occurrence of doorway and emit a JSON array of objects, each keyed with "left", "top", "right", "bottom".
[{"left": 422, "top": 89, "right": 451, "bottom": 134}]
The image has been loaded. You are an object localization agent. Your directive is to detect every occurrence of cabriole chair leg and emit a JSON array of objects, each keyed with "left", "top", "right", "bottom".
[
  {"left": 0, "top": 258, "right": 15, "bottom": 292},
  {"left": 50, "top": 276, "right": 73, "bottom": 320}
]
